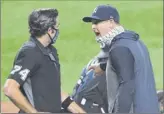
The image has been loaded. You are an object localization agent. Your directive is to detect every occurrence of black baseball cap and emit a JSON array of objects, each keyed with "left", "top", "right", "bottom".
[{"left": 82, "top": 4, "right": 120, "bottom": 23}]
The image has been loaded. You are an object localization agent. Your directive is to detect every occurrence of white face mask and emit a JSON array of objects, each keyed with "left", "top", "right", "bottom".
[{"left": 96, "top": 26, "right": 125, "bottom": 48}]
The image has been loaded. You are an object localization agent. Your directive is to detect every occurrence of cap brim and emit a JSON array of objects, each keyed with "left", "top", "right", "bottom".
[{"left": 82, "top": 16, "right": 101, "bottom": 22}]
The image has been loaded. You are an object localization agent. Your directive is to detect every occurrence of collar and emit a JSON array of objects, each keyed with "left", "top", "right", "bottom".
[
  {"left": 102, "top": 25, "right": 125, "bottom": 40},
  {"left": 30, "top": 37, "right": 50, "bottom": 55}
]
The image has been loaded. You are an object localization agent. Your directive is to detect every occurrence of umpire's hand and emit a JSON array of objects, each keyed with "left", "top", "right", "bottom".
[{"left": 88, "top": 63, "right": 104, "bottom": 75}]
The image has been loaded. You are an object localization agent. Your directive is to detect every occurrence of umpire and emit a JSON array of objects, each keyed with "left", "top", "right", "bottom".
[
  {"left": 3, "top": 8, "right": 85, "bottom": 113},
  {"left": 83, "top": 4, "right": 160, "bottom": 113}
]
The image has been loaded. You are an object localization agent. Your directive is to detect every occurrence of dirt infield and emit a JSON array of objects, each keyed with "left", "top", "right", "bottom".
[{"left": 1, "top": 101, "right": 19, "bottom": 113}]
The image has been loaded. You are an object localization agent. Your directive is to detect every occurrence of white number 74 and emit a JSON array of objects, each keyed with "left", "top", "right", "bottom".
[{"left": 10, "top": 65, "right": 30, "bottom": 81}]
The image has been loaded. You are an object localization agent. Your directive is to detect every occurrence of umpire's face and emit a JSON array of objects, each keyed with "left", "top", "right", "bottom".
[
  {"left": 47, "top": 16, "right": 60, "bottom": 44},
  {"left": 91, "top": 19, "right": 115, "bottom": 37}
]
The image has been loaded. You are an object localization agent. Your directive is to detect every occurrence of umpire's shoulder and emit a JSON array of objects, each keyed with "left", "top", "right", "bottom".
[
  {"left": 50, "top": 45, "right": 58, "bottom": 55},
  {"left": 19, "top": 41, "right": 38, "bottom": 56}
]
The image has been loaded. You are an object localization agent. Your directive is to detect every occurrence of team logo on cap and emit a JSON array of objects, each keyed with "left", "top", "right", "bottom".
[{"left": 93, "top": 7, "right": 98, "bottom": 13}]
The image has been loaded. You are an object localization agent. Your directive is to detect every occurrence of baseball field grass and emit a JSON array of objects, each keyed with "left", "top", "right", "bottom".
[{"left": 1, "top": 1, "right": 163, "bottom": 101}]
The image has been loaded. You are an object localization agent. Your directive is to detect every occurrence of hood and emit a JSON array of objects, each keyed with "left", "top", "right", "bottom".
[{"left": 113, "top": 30, "right": 139, "bottom": 42}]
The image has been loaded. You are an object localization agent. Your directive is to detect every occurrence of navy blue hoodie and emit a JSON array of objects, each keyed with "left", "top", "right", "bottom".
[{"left": 106, "top": 30, "right": 159, "bottom": 113}]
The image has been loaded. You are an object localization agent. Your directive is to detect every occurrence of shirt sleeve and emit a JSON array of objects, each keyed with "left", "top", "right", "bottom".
[
  {"left": 8, "top": 49, "right": 39, "bottom": 86},
  {"left": 110, "top": 46, "right": 135, "bottom": 113}
]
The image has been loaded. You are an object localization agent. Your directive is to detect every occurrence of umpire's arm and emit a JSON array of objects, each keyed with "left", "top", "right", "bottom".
[
  {"left": 110, "top": 46, "right": 135, "bottom": 113},
  {"left": 3, "top": 49, "right": 38, "bottom": 113}
]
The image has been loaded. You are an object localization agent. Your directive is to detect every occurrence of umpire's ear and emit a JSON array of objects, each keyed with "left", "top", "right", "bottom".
[{"left": 47, "top": 27, "right": 54, "bottom": 34}]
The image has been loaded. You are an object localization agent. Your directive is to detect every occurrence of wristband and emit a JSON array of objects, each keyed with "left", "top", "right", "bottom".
[{"left": 62, "top": 96, "right": 73, "bottom": 109}]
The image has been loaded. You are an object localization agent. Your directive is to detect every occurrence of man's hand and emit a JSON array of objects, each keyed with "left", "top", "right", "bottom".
[
  {"left": 3, "top": 79, "right": 38, "bottom": 113},
  {"left": 68, "top": 101, "right": 86, "bottom": 113},
  {"left": 88, "top": 63, "right": 104, "bottom": 75},
  {"left": 61, "top": 91, "right": 86, "bottom": 113}
]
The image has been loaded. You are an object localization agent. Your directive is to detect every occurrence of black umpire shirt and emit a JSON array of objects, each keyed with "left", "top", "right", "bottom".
[{"left": 8, "top": 37, "right": 61, "bottom": 113}]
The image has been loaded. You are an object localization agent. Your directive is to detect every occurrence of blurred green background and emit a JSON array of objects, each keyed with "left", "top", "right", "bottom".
[{"left": 1, "top": 1, "right": 163, "bottom": 101}]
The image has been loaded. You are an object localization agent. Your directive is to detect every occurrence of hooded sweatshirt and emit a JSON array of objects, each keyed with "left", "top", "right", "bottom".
[{"left": 105, "top": 30, "right": 159, "bottom": 113}]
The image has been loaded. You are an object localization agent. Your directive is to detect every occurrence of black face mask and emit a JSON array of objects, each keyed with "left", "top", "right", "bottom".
[{"left": 47, "top": 28, "right": 59, "bottom": 45}]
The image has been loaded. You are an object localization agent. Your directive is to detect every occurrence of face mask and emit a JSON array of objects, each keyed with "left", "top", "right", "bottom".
[
  {"left": 96, "top": 26, "right": 125, "bottom": 48},
  {"left": 52, "top": 28, "right": 59, "bottom": 44},
  {"left": 47, "top": 28, "right": 59, "bottom": 45}
]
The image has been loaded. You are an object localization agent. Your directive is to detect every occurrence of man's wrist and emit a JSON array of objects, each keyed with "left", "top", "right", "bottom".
[{"left": 62, "top": 96, "right": 73, "bottom": 110}]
